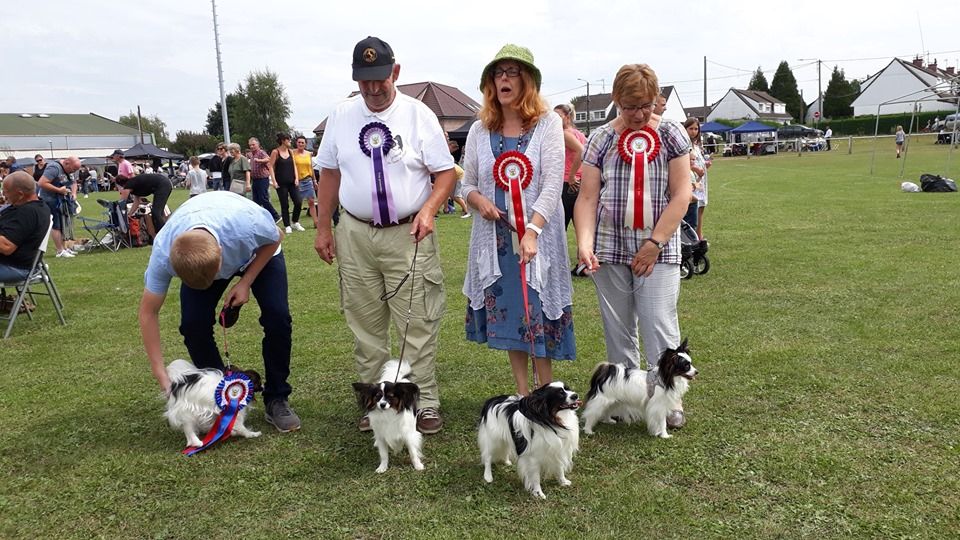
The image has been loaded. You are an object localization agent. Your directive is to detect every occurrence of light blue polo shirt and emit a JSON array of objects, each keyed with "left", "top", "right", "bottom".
[{"left": 144, "top": 191, "right": 280, "bottom": 295}]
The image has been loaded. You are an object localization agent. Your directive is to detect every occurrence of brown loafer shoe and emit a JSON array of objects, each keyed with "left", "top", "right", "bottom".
[
  {"left": 416, "top": 407, "right": 443, "bottom": 435},
  {"left": 358, "top": 414, "right": 371, "bottom": 432}
]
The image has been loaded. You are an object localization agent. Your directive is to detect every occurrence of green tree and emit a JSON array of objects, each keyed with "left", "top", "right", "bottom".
[
  {"left": 171, "top": 130, "right": 220, "bottom": 158},
  {"left": 769, "top": 61, "right": 803, "bottom": 121},
  {"left": 205, "top": 70, "right": 291, "bottom": 146},
  {"left": 823, "top": 66, "right": 859, "bottom": 119},
  {"left": 748, "top": 67, "right": 769, "bottom": 93},
  {"left": 234, "top": 69, "right": 291, "bottom": 146},
  {"left": 205, "top": 93, "right": 242, "bottom": 138},
  {"left": 119, "top": 111, "right": 171, "bottom": 147}
]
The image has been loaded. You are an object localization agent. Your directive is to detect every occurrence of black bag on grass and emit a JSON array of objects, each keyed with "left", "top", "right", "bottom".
[{"left": 919, "top": 174, "right": 957, "bottom": 192}]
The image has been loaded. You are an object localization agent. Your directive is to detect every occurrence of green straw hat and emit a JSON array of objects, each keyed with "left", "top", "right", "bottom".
[{"left": 480, "top": 44, "right": 542, "bottom": 92}]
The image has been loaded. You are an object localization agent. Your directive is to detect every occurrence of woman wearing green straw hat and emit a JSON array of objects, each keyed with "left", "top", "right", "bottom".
[{"left": 461, "top": 44, "right": 576, "bottom": 396}]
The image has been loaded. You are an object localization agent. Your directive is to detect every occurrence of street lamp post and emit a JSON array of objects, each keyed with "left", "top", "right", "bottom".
[
  {"left": 48, "top": 140, "right": 54, "bottom": 158},
  {"left": 578, "top": 78, "right": 591, "bottom": 135}
]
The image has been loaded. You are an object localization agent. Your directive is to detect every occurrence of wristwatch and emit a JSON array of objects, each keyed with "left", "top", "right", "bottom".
[
  {"left": 645, "top": 237, "right": 665, "bottom": 251},
  {"left": 525, "top": 223, "right": 543, "bottom": 237}
]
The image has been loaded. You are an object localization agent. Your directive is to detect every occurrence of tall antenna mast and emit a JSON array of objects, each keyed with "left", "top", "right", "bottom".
[
  {"left": 916, "top": 12, "right": 926, "bottom": 59},
  {"left": 211, "top": 0, "right": 231, "bottom": 144}
]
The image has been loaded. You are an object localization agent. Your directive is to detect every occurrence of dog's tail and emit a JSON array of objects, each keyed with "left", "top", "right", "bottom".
[
  {"left": 166, "top": 358, "right": 197, "bottom": 381},
  {"left": 586, "top": 362, "right": 620, "bottom": 402},
  {"left": 380, "top": 359, "right": 412, "bottom": 382}
]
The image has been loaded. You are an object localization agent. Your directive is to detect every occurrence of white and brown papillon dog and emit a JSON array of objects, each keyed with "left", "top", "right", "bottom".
[
  {"left": 164, "top": 359, "right": 263, "bottom": 448},
  {"left": 581, "top": 339, "right": 698, "bottom": 438},
  {"left": 478, "top": 382, "right": 581, "bottom": 499},
  {"left": 352, "top": 360, "right": 423, "bottom": 473}
]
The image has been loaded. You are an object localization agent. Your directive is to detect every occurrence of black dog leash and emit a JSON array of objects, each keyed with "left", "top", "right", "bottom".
[{"left": 379, "top": 239, "right": 420, "bottom": 383}]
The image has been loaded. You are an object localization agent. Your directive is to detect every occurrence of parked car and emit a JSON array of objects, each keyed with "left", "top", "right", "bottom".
[{"left": 777, "top": 124, "right": 822, "bottom": 139}]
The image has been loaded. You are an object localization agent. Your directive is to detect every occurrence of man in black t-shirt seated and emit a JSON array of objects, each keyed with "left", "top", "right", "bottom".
[
  {"left": 0, "top": 172, "right": 52, "bottom": 282},
  {"left": 118, "top": 173, "right": 173, "bottom": 237}
]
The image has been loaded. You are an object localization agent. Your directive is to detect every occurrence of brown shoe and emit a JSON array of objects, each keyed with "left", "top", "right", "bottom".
[
  {"left": 416, "top": 407, "right": 443, "bottom": 435},
  {"left": 358, "top": 414, "right": 371, "bottom": 432}
]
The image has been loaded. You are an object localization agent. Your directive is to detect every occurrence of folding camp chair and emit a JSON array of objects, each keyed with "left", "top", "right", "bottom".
[
  {"left": 1, "top": 218, "right": 66, "bottom": 339},
  {"left": 76, "top": 199, "right": 131, "bottom": 251}
]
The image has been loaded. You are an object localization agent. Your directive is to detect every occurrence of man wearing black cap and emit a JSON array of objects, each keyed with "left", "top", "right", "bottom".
[{"left": 314, "top": 36, "right": 456, "bottom": 434}]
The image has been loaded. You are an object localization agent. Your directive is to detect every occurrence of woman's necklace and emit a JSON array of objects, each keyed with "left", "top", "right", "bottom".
[{"left": 498, "top": 126, "right": 526, "bottom": 154}]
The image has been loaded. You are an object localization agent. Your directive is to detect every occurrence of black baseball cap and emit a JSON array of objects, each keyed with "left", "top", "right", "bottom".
[
  {"left": 352, "top": 36, "right": 395, "bottom": 81},
  {"left": 108, "top": 149, "right": 124, "bottom": 158}
]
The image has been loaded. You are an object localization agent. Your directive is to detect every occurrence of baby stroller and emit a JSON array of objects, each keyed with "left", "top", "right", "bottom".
[
  {"left": 679, "top": 220, "right": 710, "bottom": 280},
  {"left": 76, "top": 199, "right": 131, "bottom": 252}
]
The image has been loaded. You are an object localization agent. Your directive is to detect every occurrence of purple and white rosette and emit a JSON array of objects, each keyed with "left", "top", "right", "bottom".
[{"left": 359, "top": 122, "right": 398, "bottom": 226}]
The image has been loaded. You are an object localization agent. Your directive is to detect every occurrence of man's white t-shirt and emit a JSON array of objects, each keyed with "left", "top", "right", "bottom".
[{"left": 315, "top": 93, "right": 454, "bottom": 220}]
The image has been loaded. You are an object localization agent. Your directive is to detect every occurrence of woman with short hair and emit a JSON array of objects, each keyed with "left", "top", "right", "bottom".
[
  {"left": 573, "top": 63, "right": 692, "bottom": 426},
  {"left": 226, "top": 143, "right": 251, "bottom": 195}
]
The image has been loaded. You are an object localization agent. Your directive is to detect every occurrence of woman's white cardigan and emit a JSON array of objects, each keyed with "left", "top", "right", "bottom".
[{"left": 460, "top": 111, "right": 574, "bottom": 320}]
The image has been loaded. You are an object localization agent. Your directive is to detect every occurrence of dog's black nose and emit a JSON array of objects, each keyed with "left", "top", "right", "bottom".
[{"left": 571, "top": 393, "right": 579, "bottom": 401}]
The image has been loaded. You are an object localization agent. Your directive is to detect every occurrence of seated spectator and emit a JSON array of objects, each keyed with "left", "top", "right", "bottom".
[{"left": 0, "top": 172, "right": 52, "bottom": 282}]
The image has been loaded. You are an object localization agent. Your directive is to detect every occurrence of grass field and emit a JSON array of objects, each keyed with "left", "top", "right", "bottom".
[{"left": 2, "top": 140, "right": 959, "bottom": 539}]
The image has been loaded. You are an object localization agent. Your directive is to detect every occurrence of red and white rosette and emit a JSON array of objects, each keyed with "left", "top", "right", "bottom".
[
  {"left": 493, "top": 150, "right": 534, "bottom": 253},
  {"left": 617, "top": 126, "right": 661, "bottom": 230}
]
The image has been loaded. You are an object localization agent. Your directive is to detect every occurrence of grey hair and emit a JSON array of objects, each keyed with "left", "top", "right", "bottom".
[
  {"left": 554, "top": 103, "right": 576, "bottom": 116},
  {"left": 227, "top": 142, "right": 241, "bottom": 153}
]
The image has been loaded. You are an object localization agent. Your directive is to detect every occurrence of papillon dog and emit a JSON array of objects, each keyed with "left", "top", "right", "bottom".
[
  {"left": 477, "top": 382, "right": 581, "bottom": 499},
  {"left": 581, "top": 339, "right": 698, "bottom": 438},
  {"left": 352, "top": 360, "right": 424, "bottom": 473},
  {"left": 164, "top": 359, "right": 263, "bottom": 448}
]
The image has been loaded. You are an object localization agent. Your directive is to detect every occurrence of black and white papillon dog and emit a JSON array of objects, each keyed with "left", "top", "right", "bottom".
[
  {"left": 477, "top": 382, "right": 581, "bottom": 499},
  {"left": 581, "top": 339, "right": 698, "bottom": 438},
  {"left": 352, "top": 360, "right": 424, "bottom": 473},
  {"left": 164, "top": 359, "right": 263, "bottom": 448}
]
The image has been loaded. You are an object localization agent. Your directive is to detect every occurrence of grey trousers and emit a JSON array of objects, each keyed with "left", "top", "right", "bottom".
[{"left": 592, "top": 263, "right": 681, "bottom": 369}]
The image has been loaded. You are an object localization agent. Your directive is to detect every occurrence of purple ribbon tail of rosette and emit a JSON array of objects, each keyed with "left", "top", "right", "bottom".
[{"left": 370, "top": 147, "right": 398, "bottom": 226}]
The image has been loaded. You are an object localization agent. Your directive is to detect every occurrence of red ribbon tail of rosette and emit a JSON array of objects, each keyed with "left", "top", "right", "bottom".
[
  {"left": 182, "top": 373, "right": 251, "bottom": 456},
  {"left": 182, "top": 396, "right": 241, "bottom": 456},
  {"left": 507, "top": 179, "right": 528, "bottom": 254}
]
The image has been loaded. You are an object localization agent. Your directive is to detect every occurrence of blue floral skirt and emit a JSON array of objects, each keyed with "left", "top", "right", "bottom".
[{"left": 465, "top": 189, "right": 576, "bottom": 360}]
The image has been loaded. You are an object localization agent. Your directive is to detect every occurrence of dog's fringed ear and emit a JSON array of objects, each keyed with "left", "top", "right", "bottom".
[
  {"left": 678, "top": 337, "right": 689, "bottom": 354},
  {"left": 352, "top": 383, "right": 377, "bottom": 410},
  {"left": 392, "top": 382, "right": 420, "bottom": 410},
  {"left": 243, "top": 370, "right": 264, "bottom": 393},
  {"left": 519, "top": 387, "right": 563, "bottom": 431}
]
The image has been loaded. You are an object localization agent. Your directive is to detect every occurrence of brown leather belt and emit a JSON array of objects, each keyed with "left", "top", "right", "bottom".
[{"left": 344, "top": 209, "right": 415, "bottom": 228}]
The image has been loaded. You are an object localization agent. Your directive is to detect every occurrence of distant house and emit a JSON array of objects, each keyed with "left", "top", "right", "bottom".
[
  {"left": 707, "top": 89, "right": 793, "bottom": 124},
  {"left": 851, "top": 57, "right": 959, "bottom": 116},
  {"left": 313, "top": 81, "right": 480, "bottom": 141},
  {"left": 0, "top": 112, "right": 153, "bottom": 159},
  {"left": 684, "top": 105, "right": 713, "bottom": 122},
  {"left": 803, "top": 96, "right": 823, "bottom": 125},
  {"left": 569, "top": 85, "right": 687, "bottom": 134}
]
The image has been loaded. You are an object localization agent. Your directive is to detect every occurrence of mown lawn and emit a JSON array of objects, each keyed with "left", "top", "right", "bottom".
[{"left": 2, "top": 139, "right": 958, "bottom": 539}]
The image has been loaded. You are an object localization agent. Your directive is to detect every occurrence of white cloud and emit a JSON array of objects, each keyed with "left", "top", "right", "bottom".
[{"left": 4, "top": 0, "right": 958, "bottom": 141}]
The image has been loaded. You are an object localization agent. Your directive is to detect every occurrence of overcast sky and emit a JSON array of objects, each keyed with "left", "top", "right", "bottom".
[{"left": 5, "top": 0, "right": 959, "bottom": 139}]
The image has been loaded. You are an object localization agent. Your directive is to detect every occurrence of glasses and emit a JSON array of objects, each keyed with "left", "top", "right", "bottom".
[
  {"left": 35, "top": 159, "right": 43, "bottom": 163},
  {"left": 492, "top": 66, "right": 522, "bottom": 78},
  {"left": 620, "top": 102, "right": 656, "bottom": 113}
]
